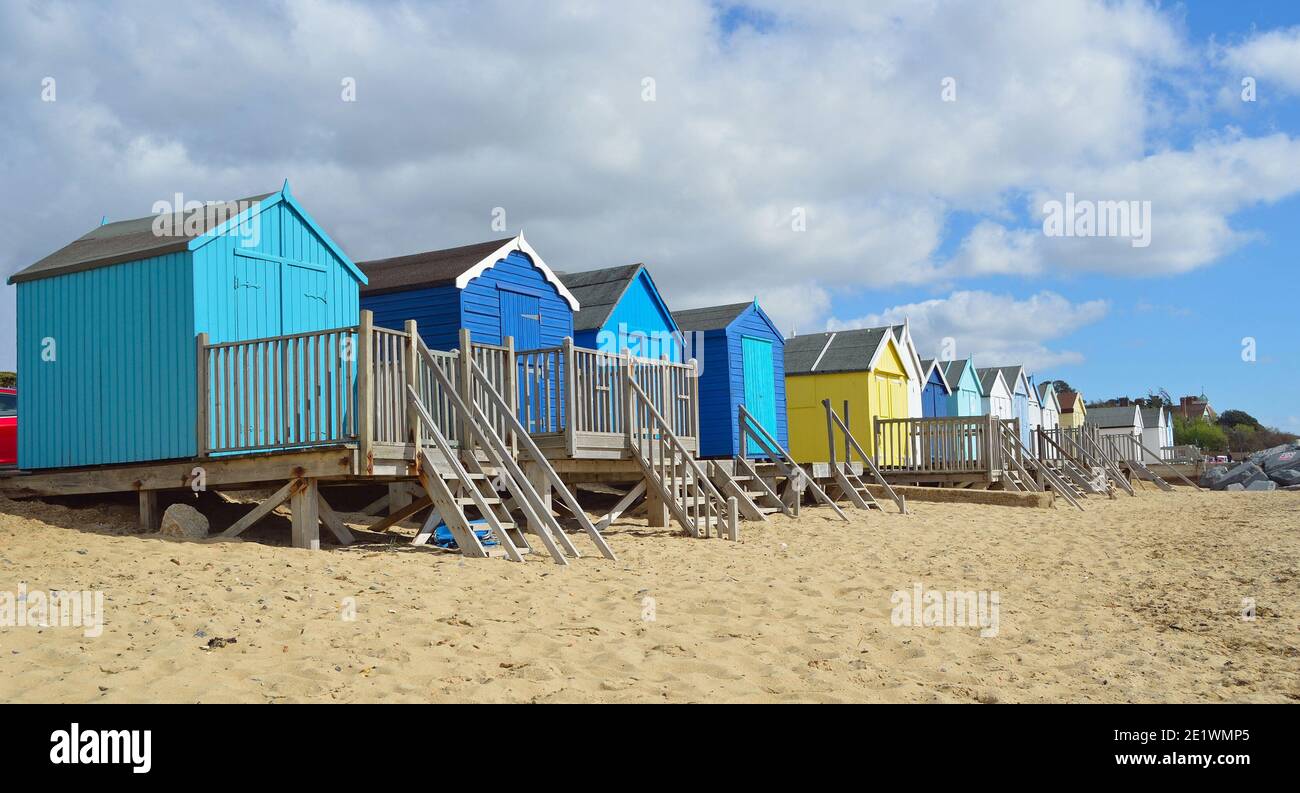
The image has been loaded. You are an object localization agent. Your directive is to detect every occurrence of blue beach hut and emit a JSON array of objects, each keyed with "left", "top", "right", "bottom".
[
  {"left": 918, "top": 358, "right": 952, "bottom": 418},
  {"left": 557, "top": 264, "right": 681, "bottom": 360},
  {"left": 357, "top": 233, "right": 578, "bottom": 352},
  {"left": 940, "top": 358, "right": 984, "bottom": 416},
  {"left": 670, "top": 300, "right": 787, "bottom": 458}
]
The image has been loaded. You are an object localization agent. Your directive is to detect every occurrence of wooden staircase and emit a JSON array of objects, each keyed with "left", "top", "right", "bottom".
[
  {"left": 625, "top": 366, "right": 738, "bottom": 539},
  {"left": 739, "top": 404, "right": 848, "bottom": 520},
  {"left": 404, "top": 338, "right": 617, "bottom": 565},
  {"left": 709, "top": 458, "right": 782, "bottom": 520},
  {"left": 822, "top": 399, "right": 906, "bottom": 514},
  {"left": 997, "top": 422, "right": 1084, "bottom": 510}
]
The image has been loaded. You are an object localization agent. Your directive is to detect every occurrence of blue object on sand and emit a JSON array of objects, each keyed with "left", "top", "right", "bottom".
[{"left": 432, "top": 518, "right": 498, "bottom": 550}]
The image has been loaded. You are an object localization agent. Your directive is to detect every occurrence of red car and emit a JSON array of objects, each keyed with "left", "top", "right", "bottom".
[{"left": 0, "top": 387, "right": 15, "bottom": 466}]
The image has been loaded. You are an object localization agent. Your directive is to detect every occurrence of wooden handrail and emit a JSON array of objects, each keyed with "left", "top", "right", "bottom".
[
  {"left": 822, "top": 399, "right": 906, "bottom": 514},
  {"left": 459, "top": 353, "right": 617, "bottom": 560},
  {"left": 739, "top": 404, "right": 846, "bottom": 519}
]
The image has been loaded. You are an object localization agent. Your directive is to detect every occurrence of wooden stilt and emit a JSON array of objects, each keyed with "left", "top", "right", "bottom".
[
  {"left": 524, "top": 461, "right": 552, "bottom": 533},
  {"left": 644, "top": 476, "right": 669, "bottom": 527},
  {"left": 388, "top": 482, "right": 413, "bottom": 515},
  {"left": 290, "top": 479, "right": 321, "bottom": 550},
  {"left": 138, "top": 490, "right": 159, "bottom": 532},
  {"left": 368, "top": 496, "right": 432, "bottom": 533}
]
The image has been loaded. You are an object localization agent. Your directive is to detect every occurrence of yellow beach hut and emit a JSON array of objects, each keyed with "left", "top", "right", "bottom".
[{"left": 784, "top": 327, "right": 913, "bottom": 464}]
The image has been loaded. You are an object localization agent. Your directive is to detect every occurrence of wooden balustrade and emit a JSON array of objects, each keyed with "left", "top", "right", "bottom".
[
  {"left": 198, "top": 317, "right": 698, "bottom": 461},
  {"left": 198, "top": 326, "right": 358, "bottom": 455}
]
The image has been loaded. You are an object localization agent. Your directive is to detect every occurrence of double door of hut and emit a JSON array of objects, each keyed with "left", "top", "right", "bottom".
[
  {"left": 216, "top": 256, "right": 341, "bottom": 449},
  {"left": 872, "top": 373, "right": 908, "bottom": 465}
]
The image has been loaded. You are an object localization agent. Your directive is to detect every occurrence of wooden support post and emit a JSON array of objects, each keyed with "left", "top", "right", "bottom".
[
  {"left": 563, "top": 337, "right": 577, "bottom": 457},
  {"left": 823, "top": 399, "right": 837, "bottom": 469},
  {"left": 524, "top": 461, "right": 552, "bottom": 533},
  {"left": 405, "top": 319, "right": 420, "bottom": 452},
  {"left": 138, "top": 490, "right": 159, "bottom": 532},
  {"left": 644, "top": 476, "right": 669, "bottom": 527},
  {"left": 504, "top": 334, "right": 517, "bottom": 457},
  {"left": 724, "top": 497, "right": 739, "bottom": 541},
  {"left": 290, "top": 478, "right": 321, "bottom": 551},
  {"left": 357, "top": 311, "right": 375, "bottom": 472},
  {"left": 195, "top": 333, "right": 209, "bottom": 457},
  {"left": 388, "top": 482, "right": 413, "bottom": 515},
  {"left": 458, "top": 327, "right": 474, "bottom": 452},
  {"left": 688, "top": 357, "right": 701, "bottom": 443},
  {"left": 843, "top": 400, "right": 851, "bottom": 464}
]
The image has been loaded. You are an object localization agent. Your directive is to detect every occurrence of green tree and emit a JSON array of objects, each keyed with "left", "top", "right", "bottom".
[
  {"left": 0, "top": 371, "right": 14, "bottom": 388},
  {"left": 1174, "top": 416, "right": 1227, "bottom": 453},
  {"left": 1217, "top": 409, "right": 1261, "bottom": 430}
]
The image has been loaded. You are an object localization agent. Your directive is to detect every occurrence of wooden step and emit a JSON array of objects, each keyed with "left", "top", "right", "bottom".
[{"left": 456, "top": 496, "right": 502, "bottom": 506}]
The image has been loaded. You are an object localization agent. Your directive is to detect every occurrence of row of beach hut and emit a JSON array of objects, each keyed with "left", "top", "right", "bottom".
[{"left": 3, "top": 186, "right": 1183, "bottom": 554}]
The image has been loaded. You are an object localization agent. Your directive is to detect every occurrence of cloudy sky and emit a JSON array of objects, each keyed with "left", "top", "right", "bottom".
[{"left": 2, "top": 0, "right": 1298, "bottom": 430}]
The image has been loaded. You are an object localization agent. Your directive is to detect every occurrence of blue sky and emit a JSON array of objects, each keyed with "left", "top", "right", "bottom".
[{"left": 1, "top": 0, "right": 1298, "bottom": 430}]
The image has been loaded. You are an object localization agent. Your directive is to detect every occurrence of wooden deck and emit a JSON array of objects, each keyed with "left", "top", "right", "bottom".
[{"left": 1, "top": 312, "right": 722, "bottom": 552}]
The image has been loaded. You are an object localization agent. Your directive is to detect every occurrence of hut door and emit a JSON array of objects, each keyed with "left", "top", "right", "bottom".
[
  {"left": 281, "top": 262, "right": 331, "bottom": 335},
  {"left": 500, "top": 289, "right": 541, "bottom": 350},
  {"left": 741, "top": 336, "right": 776, "bottom": 456}
]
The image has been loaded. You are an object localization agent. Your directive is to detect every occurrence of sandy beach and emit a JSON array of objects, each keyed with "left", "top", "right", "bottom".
[{"left": 0, "top": 487, "right": 1295, "bottom": 703}]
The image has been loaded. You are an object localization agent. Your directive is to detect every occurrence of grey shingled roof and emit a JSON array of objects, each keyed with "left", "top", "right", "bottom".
[
  {"left": 995, "top": 365, "right": 1025, "bottom": 394},
  {"left": 358, "top": 237, "right": 514, "bottom": 295},
  {"left": 1037, "top": 381, "right": 1054, "bottom": 403},
  {"left": 671, "top": 302, "right": 752, "bottom": 332},
  {"left": 557, "top": 263, "right": 645, "bottom": 331},
  {"left": 976, "top": 367, "right": 1004, "bottom": 397},
  {"left": 1139, "top": 407, "right": 1167, "bottom": 427},
  {"left": 784, "top": 327, "right": 891, "bottom": 375},
  {"left": 1087, "top": 405, "right": 1141, "bottom": 429},
  {"left": 942, "top": 359, "right": 972, "bottom": 388},
  {"left": 8, "top": 191, "right": 276, "bottom": 284}
]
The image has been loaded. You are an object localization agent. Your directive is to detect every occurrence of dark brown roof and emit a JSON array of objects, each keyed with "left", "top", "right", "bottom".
[
  {"left": 8, "top": 192, "right": 276, "bottom": 284},
  {"left": 358, "top": 237, "right": 514, "bottom": 295},
  {"left": 1059, "top": 391, "right": 1079, "bottom": 412}
]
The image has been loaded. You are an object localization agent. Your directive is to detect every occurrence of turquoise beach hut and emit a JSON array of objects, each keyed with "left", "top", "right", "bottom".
[{"left": 8, "top": 184, "right": 364, "bottom": 469}]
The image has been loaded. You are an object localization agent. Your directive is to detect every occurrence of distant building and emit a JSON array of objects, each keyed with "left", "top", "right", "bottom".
[{"left": 1175, "top": 395, "right": 1215, "bottom": 422}]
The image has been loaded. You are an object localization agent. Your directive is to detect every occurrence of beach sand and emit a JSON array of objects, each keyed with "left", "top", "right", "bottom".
[{"left": 0, "top": 487, "right": 1296, "bottom": 703}]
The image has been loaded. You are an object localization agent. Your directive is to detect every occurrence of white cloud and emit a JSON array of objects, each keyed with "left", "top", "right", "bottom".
[
  {"left": 827, "top": 290, "right": 1110, "bottom": 372},
  {"left": 0, "top": 1, "right": 1297, "bottom": 372},
  {"left": 1221, "top": 26, "right": 1300, "bottom": 95}
]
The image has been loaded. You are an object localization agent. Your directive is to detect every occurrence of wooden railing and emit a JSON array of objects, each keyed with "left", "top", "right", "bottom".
[
  {"left": 198, "top": 326, "right": 358, "bottom": 455},
  {"left": 197, "top": 315, "right": 697, "bottom": 463},
  {"left": 626, "top": 370, "right": 736, "bottom": 538},
  {"left": 517, "top": 340, "right": 698, "bottom": 451},
  {"left": 873, "top": 415, "right": 1003, "bottom": 475}
]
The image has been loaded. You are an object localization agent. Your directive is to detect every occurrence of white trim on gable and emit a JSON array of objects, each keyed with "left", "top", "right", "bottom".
[{"left": 454, "top": 232, "right": 581, "bottom": 311}]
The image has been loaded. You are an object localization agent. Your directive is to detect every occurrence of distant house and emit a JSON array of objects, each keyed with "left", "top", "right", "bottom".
[
  {"left": 1175, "top": 395, "right": 1216, "bottom": 422},
  {"left": 1140, "top": 406, "right": 1174, "bottom": 462},
  {"left": 940, "top": 358, "right": 984, "bottom": 416},
  {"left": 358, "top": 233, "right": 578, "bottom": 352},
  {"left": 917, "top": 358, "right": 952, "bottom": 418},
  {"left": 557, "top": 263, "right": 680, "bottom": 360},
  {"left": 1059, "top": 390, "right": 1087, "bottom": 428},
  {"left": 784, "top": 327, "right": 911, "bottom": 463},
  {"left": 672, "top": 301, "right": 786, "bottom": 459}
]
